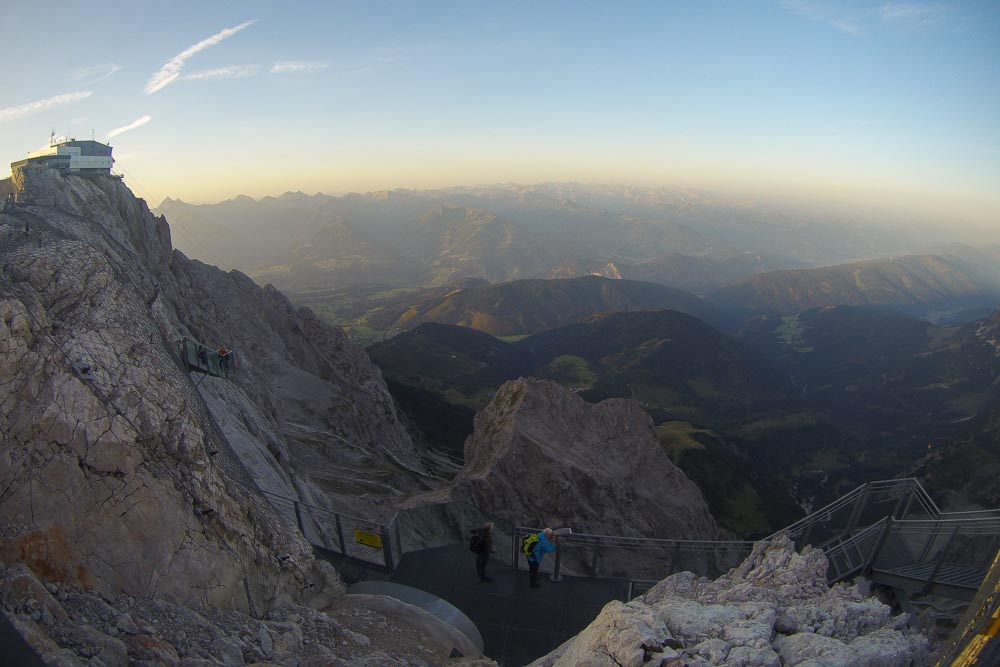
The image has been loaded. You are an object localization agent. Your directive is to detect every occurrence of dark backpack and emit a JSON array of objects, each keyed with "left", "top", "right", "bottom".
[
  {"left": 469, "top": 529, "right": 485, "bottom": 553},
  {"left": 521, "top": 532, "right": 540, "bottom": 558}
]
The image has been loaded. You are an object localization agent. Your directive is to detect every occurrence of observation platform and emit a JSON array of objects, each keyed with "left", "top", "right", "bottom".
[{"left": 381, "top": 543, "right": 628, "bottom": 666}]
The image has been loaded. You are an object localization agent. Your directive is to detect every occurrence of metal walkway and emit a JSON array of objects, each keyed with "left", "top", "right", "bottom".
[
  {"left": 264, "top": 478, "right": 1000, "bottom": 664},
  {"left": 789, "top": 481, "right": 1000, "bottom": 600},
  {"left": 374, "top": 543, "right": 630, "bottom": 666},
  {"left": 279, "top": 478, "right": 1000, "bottom": 602}
]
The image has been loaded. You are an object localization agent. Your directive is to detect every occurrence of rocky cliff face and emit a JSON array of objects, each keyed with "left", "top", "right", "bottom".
[
  {"left": 442, "top": 378, "right": 723, "bottom": 576},
  {"left": 0, "top": 167, "right": 433, "bottom": 617},
  {"left": 531, "top": 534, "right": 929, "bottom": 667}
]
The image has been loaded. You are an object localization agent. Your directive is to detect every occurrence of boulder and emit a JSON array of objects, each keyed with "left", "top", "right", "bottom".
[{"left": 445, "top": 378, "right": 723, "bottom": 577}]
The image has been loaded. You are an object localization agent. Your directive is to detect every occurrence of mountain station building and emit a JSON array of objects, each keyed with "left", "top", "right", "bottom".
[{"left": 11, "top": 138, "right": 114, "bottom": 175}]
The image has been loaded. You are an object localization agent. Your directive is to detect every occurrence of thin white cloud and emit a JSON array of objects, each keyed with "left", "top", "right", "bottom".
[
  {"left": 270, "top": 60, "right": 331, "bottom": 74},
  {"left": 0, "top": 91, "right": 93, "bottom": 123},
  {"left": 880, "top": 3, "right": 946, "bottom": 28},
  {"left": 781, "top": 0, "right": 865, "bottom": 36},
  {"left": 69, "top": 63, "right": 122, "bottom": 85},
  {"left": 106, "top": 115, "right": 152, "bottom": 140},
  {"left": 183, "top": 65, "right": 261, "bottom": 81},
  {"left": 144, "top": 19, "right": 257, "bottom": 94},
  {"left": 783, "top": 0, "right": 951, "bottom": 35}
]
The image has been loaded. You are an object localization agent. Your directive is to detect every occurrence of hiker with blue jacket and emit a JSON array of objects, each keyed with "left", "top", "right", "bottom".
[{"left": 527, "top": 527, "right": 556, "bottom": 588}]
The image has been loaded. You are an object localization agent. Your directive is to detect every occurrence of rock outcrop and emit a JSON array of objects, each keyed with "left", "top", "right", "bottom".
[
  {"left": 0, "top": 167, "right": 432, "bottom": 615},
  {"left": 531, "top": 535, "right": 929, "bottom": 667},
  {"left": 0, "top": 562, "right": 494, "bottom": 666},
  {"left": 443, "top": 377, "right": 723, "bottom": 576}
]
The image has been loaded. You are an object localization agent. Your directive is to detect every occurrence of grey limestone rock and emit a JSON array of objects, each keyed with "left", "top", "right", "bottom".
[
  {"left": 442, "top": 377, "right": 724, "bottom": 577},
  {"left": 0, "top": 168, "right": 490, "bottom": 666},
  {"left": 529, "top": 534, "right": 929, "bottom": 667}
]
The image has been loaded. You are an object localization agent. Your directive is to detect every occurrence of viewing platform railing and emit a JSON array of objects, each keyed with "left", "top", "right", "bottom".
[{"left": 247, "top": 476, "right": 1000, "bottom": 603}]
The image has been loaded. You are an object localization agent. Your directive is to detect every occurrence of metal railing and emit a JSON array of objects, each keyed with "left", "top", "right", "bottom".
[
  {"left": 823, "top": 518, "right": 889, "bottom": 582},
  {"left": 255, "top": 488, "right": 390, "bottom": 567},
  {"left": 772, "top": 478, "right": 940, "bottom": 552},
  {"left": 511, "top": 525, "right": 754, "bottom": 586},
  {"left": 231, "top": 468, "right": 1000, "bottom": 603},
  {"left": 385, "top": 502, "right": 515, "bottom": 571}
]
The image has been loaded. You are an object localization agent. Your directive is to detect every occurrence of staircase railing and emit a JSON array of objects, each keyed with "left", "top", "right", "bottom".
[
  {"left": 770, "top": 478, "right": 944, "bottom": 553},
  {"left": 823, "top": 518, "right": 890, "bottom": 582}
]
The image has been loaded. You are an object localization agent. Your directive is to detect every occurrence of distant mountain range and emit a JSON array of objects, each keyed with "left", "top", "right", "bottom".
[
  {"left": 356, "top": 253, "right": 1000, "bottom": 341},
  {"left": 157, "top": 183, "right": 988, "bottom": 330},
  {"left": 710, "top": 254, "right": 1000, "bottom": 320},
  {"left": 373, "top": 275, "right": 717, "bottom": 337}
]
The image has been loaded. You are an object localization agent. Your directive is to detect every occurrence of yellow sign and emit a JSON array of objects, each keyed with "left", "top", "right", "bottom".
[
  {"left": 979, "top": 615, "right": 1000, "bottom": 638},
  {"left": 354, "top": 529, "right": 382, "bottom": 549}
]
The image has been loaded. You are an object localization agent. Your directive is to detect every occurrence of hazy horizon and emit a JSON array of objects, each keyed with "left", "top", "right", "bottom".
[{"left": 2, "top": 2, "right": 998, "bottom": 231}]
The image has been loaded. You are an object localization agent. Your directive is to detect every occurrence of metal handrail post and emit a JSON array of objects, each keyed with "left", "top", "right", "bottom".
[
  {"left": 551, "top": 539, "right": 563, "bottom": 582},
  {"left": 891, "top": 489, "right": 909, "bottom": 520},
  {"left": 394, "top": 517, "right": 403, "bottom": 562},
  {"left": 381, "top": 526, "right": 394, "bottom": 570},
  {"left": 923, "top": 524, "right": 962, "bottom": 595},
  {"left": 335, "top": 514, "right": 347, "bottom": 554},
  {"left": 899, "top": 489, "right": 915, "bottom": 520},
  {"left": 864, "top": 517, "right": 893, "bottom": 573},
  {"left": 845, "top": 482, "right": 871, "bottom": 533},
  {"left": 918, "top": 520, "right": 943, "bottom": 562}
]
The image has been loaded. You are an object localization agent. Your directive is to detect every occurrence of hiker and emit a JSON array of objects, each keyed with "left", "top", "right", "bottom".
[
  {"left": 469, "top": 521, "right": 495, "bottom": 582},
  {"left": 526, "top": 527, "right": 557, "bottom": 588},
  {"left": 197, "top": 345, "right": 208, "bottom": 367},
  {"left": 218, "top": 346, "right": 231, "bottom": 374}
]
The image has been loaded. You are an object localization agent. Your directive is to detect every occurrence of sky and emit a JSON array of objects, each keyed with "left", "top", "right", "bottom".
[{"left": 0, "top": 1, "right": 998, "bottom": 228}]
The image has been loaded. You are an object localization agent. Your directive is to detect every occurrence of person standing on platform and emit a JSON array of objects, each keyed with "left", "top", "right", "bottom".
[
  {"left": 527, "top": 527, "right": 556, "bottom": 588},
  {"left": 470, "top": 522, "right": 495, "bottom": 582}
]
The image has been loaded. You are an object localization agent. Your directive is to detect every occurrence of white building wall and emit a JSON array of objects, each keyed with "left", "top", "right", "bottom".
[{"left": 69, "top": 155, "right": 114, "bottom": 170}]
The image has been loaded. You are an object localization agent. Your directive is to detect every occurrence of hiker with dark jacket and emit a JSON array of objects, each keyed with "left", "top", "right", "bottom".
[
  {"left": 527, "top": 527, "right": 556, "bottom": 588},
  {"left": 470, "top": 522, "right": 495, "bottom": 582}
]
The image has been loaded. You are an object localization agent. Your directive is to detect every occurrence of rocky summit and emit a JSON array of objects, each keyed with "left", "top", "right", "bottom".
[
  {"left": 531, "top": 534, "right": 929, "bottom": 667},
  {"left": 442, "top": 377, "right": 724, "bottom": 577},
  {"left": 0, "top": 169, "right": 485, "bottom": 664}
]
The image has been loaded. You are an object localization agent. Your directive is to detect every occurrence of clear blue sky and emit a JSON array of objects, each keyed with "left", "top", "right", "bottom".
[{"left": 1, "top": 1, "right": 997, "bottom": 224}]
